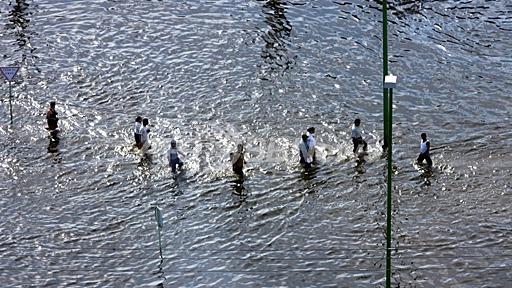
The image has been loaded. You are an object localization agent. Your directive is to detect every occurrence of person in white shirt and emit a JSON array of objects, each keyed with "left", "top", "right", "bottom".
[
  {"left": 307, "top": 127, "right": 316, "bottom": 162},
  {"left": 140, "top": 118, "right": 151, "bottom": 153},
  {"left": 167, "top": 140, "right": 184, "bottom": 173},
  {"left": 417, "top": 133, "right": 432, "bottom": 168},
  {"left": 299, "top": 134, "right": 312, "bottom": 168},
  {"left": 351, "top": 118, "right": 368, "bottom": 154},
  {"left": 133, "top": 116, "right": 143, "bottom": 148}
]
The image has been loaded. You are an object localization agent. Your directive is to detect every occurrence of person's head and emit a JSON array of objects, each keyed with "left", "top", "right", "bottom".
[
  {"left": 354, "top": 118, "right": 361, "bottom": 126},
  {"left": 171, "top": 139, "right": 177, "bottom": 148},
  {"left": 135, "top": 116, "right": 142, "bottom": 123},
  {"left": 142, "top": 118, "right": 149, "bottom": 126},
  {"left": 307, "top": 127, "right": 315, "bottom": 134},
  {"left": 302, "top": 134, "right": 308, "bottom": 142},
  {"left": 421, "top": 133, "right": 427, "bottom": 140},
  {"left": 237, "top": 144, "right": 243, "bottom": 153},
  {"left": 50, "top": 101, "right": 56, "bottom": 109}
]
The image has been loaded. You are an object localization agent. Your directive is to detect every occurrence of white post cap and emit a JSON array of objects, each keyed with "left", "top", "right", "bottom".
[{"left": 384, "top": 74, "right": 397, "bottom": 89}]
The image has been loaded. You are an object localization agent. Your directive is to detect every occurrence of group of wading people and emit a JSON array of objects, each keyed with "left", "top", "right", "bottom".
[
  {"left": 45, "top": 101, "right": 433, "bottom": 175},
  {"left": 132, "top": 116, "right": 184, "bottom": 173}
]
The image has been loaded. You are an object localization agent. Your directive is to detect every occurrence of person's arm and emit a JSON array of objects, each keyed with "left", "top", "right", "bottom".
[{"left": 426, "top": 141, "right": 430, "bottom": 153}]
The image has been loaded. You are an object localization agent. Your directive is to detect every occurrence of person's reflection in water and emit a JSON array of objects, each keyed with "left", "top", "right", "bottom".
[
  {"left": 354, "top": 155, "right": 366, "bottom": 176},
  {"left": 300, "top": 165, "right": 318, "bottom": 181},
  {"left": 260, "top": 0, "right": 294, "bottom": 74},
  {"left": 138, "top": 153, "right": 153, "bottom": 167},
  {"left": 47, "top": 130, "right": 60, "bottom": 153},
  {"left": 231, "top": 174, "right": 247, "bottom": 202},
  {"left": 8, "top": 0, "right": 33, "bottom": 64}
]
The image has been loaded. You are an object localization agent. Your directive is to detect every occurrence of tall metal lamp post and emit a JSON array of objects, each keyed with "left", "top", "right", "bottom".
[
  {"left": 384, "top": 73, "right": 397, "bottom": 288},
  {"left": 382, "top": 0, "right": 389, "bottom": 150}
]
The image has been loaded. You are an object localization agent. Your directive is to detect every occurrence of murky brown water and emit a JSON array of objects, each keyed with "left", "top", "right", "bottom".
[{"left": 0, "top": 0, "right": 511, "bottom": 287}]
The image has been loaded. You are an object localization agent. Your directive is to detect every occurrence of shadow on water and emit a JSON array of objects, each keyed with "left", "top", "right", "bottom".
[
  {"left": 7, "top": 0, "right": 35, "bottom": 65},
  {"left": 47, "top": 131, "right": 60, "bottom": 153},
  {"left": 300, "top": 164, "right": 318, "bottom": 181},
  {"left": 47, "top": 131, "right": 62, "bottom": 165},
  {"left": 153, "top": 257, "right": 165, "bottom": 288},
  {"left": 138, "top": 153, "right": 153, "bottom": 167},
  {"left": 354, "top": 154, "right": 366, "bottom": 176},
  {"left": 230, "top": 172, "right": 247, "bottom": 200},
  {"left": 417, "top": 162, "right": 434, "bottom": 186},
  {"left": 260, "top": 0, "right": 295, "bottom": 77},
  {"left": 369, "top": 0, "right": 424, "bottom": 18},
  {"left": 168, "top": 168, "right": 188, "bottom": 196}
]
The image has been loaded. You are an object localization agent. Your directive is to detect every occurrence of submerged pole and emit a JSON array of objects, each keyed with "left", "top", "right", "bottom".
[
  {"left": 381, "top": 1, "right": 392, "bottom": 287},
  {"left": 383, "top": 76, "right": 397, "bottom": 288},
  {"left": 9, "top": 81, "right": 13, "bottom": 124},
  {"left": 386, "top": 87, "right": 393, "bottom": 288},
  {"left": 384, "top": 73, "right": 397, "bottom": 287}
]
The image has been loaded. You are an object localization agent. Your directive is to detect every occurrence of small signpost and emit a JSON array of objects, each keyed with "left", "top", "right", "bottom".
[{"left": 1, "top": 66, "right": 20, "bottom": 124}]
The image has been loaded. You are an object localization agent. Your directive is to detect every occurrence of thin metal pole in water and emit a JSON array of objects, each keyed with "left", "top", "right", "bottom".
[
  {"left": 382, "top": 0, "right": 392, "bottom": 287},
  {"left": 9, "top": 81, "right": 13, "bottom": 124},
  {"left": 386, "top": 87, "right": 393, "bottom": 288},
  {"left": 154, "top": 207, "right": 163, "bottom": 258},
  {"left": 382, "top": 0, "right": 389, "bottom": 149}
]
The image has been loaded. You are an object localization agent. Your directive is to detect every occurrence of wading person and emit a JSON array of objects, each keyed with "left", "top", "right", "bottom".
[
  {"left": 417, "top": 132, "right": 433, "bottom": 168},
  {"left": 351, "top": 118, "right": 367, "bottom": 154},
  {"left": 230, "top": 144, "right": 245, "bottom": 175},
  {"left": 299, "top": 134, "right": 312, "bottom": 168},
  {"left": 140, "top": 118, "right": 151, "bottom": 153},
  {"left": 46, "top": 101, "right": 59, "bottom": 131},
  {"left": 133, "top": 116, "right": 143, "bottom": 148},
  {"left": 167, "top": 140, "right": 184, "bottom": 173}
]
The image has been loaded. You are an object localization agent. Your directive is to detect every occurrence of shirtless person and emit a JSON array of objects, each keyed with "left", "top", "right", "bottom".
[{"left": 46, "top": 101, "right": 59, "bottom": 130}]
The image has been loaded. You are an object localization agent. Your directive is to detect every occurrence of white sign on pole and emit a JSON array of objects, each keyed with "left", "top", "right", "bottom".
[{"left": 0, "top": 67, "right": 20, "bottom": 81}]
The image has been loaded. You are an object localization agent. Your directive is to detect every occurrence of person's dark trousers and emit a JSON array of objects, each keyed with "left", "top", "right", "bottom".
[
  {"left": 417, "top": 153, "right": 432, "bottom": 167},
  {"left": 352, "top": 137, "right": 367, "bottom": 153},
  {"left": 134, "top": 133, "right": 141, "bottom": 146},
  {"left": 170, "top": 158, "right": 184, "bottom": 173}
]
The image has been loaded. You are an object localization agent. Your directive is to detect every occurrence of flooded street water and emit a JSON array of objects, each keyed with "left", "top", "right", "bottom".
[{"left": 1, "top": 0, "right": 511, "bottom": 287}]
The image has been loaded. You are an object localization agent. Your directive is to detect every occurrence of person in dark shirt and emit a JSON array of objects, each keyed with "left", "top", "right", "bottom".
[
  {"left": 299, "top": 134, "right": 312, "bottom": 168},
  {"left": 230, "top": 144, "right": 245, "bottom": 175}
]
